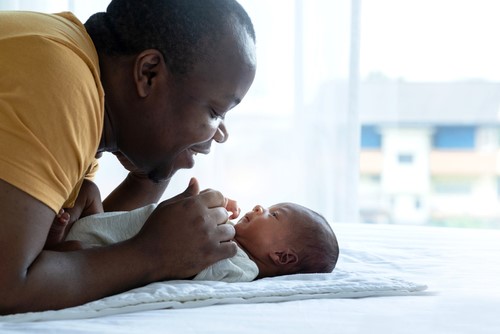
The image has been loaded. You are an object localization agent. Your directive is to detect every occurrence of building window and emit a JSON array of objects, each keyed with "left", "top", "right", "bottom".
[
  {"left": 398, "top": 153, "right": 414, "bottom": 164},
  {"left": 433, "top": 126, "right": 475, "bottom": 149},
  {"left": 361, "top": 125, "right": 381, "bottom": 148}
]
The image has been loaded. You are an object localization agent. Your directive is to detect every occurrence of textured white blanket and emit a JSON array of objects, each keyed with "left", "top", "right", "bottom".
[{"left": 1, "top": 269, "right": 427, "bottom": 322}]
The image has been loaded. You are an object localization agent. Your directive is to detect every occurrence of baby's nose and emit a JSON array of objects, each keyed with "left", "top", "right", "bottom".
[{"left": 252, "top": 205, "right": 264, "bottom": 214}]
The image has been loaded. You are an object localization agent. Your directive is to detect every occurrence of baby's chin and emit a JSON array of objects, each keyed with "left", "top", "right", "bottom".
[
  {"left": 232, "top": 233, "right": 242, "bottom": 247},
  {"left": 234, "top": 223, "right": 242, "bottom": 234},
  {"left": 233, "top": 223, "right": 246, "bottom": 241}
]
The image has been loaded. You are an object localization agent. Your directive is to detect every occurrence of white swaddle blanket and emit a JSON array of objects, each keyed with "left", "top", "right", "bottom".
[
  {"left": 65, "top": 204, "right": 156, "bottom": 246},
  {"left": 65, "top": 205, "right": 259, "bottom": 282}
]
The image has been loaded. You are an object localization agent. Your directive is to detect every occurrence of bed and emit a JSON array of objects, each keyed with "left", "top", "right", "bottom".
[{"left": 1, "top": 223, "right": 499, "bottom": 333}]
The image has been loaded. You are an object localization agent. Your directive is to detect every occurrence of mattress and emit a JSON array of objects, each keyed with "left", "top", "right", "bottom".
[{"left": 1, "top": 223, "right": 499, "bottom": 333}]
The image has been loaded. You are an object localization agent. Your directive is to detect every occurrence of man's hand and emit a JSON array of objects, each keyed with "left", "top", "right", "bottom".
[
  {"left": 198, "top": 186, "right": 240, "bottom": 219},
  {"left": 133, "top": 178, "right": 238, "bottom": 280}
]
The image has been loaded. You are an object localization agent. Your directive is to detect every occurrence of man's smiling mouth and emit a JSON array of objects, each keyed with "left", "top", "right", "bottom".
[{"left": 189, "top": 147, "right": 210, "bottom": 156}]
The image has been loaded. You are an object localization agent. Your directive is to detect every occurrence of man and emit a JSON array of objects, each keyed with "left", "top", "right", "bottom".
[{"left": 0, "top": 0, "right": 256, "bottom": 314}]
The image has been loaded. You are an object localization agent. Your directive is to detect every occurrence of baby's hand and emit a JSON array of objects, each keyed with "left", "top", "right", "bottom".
[
  {"left": 224, "top": 198, "right": 241, "bottom": 220},
  {"left": 44, "top": 209, "right": 71, "bottom": 250},
  {"left": 45, "top": 209, "right": 98, "bottom": 251},
  {"left": 44, "top": 209, "right": 85, "bottom": 251}
]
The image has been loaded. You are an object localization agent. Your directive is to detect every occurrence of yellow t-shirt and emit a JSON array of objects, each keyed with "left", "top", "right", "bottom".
[{"left": 0, "top": 11, "right": 104, "bottom": 213}]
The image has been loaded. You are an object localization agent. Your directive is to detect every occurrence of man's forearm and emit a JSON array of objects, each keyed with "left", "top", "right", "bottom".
[
  {"left": 103, "top": 173, "right": 169, "bottom": 212},
  {"left": 1, "top": 240, "right": 156, "bottom": 314}
]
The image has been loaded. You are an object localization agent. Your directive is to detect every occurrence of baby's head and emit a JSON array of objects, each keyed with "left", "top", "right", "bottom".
[{"left": 234, "top": 202, "right": 339, "bottom": 279}]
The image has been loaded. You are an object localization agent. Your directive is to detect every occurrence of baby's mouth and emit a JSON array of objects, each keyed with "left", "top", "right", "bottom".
[{"left": 238, "top": 215, "right": 250, "bottom": 224}]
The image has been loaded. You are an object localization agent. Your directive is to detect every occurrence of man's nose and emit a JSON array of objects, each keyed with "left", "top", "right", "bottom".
[{"left": 213, "top": 122, "right": 228, "bottom": 143}]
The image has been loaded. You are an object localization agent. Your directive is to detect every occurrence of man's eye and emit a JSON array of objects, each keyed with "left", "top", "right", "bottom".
[{"left": 270, "top": 212, "right": 278, "bottom": 218}]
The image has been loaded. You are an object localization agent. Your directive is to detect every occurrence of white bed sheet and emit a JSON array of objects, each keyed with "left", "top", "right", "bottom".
[{"left": 1, "top": 223, "right": 499, "bottom": 333}]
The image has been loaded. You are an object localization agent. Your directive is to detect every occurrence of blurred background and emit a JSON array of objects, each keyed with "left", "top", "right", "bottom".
[{"left": 3, "top": 0, "right": 500, "bottom": 228}]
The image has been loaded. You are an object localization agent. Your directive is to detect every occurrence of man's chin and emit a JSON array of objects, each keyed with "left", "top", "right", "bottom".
[
  {"left": 147, "top": 151, "right": 198, "bottom": 183},
  {"left": 147, "top": 164, "right": 189, "bottom": 183},
  {"left": 147, "top": 167, "right": 174, "bottom": 184}
]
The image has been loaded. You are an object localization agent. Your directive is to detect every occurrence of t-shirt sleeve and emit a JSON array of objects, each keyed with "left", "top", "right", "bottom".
[{"left": 0, "top": 13, "right": 103, "bottom": 213}]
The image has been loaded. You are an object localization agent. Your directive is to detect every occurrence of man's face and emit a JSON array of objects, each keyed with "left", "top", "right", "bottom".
[{"left": 120, "top": 28, "right": 256, "bottom": 182}]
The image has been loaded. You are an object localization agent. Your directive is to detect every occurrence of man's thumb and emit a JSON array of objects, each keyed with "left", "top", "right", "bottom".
[
  {"left": 159, "top": 177, "right": 201, "bottom": 207},
  {"left": 185, "top": 177, "right": 200, "bottom": 197}
]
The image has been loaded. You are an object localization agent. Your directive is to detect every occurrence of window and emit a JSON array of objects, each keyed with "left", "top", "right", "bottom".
[
  {"left": 433, "top": 126, "right": 475, "bottom": 149},
  {"left": 9, "top": 0, "right": 500, "bottom": 229},
  {"left": 397, "top": 153, "right": 413, "bottom": 164},
  {"left": 361, "top": 125, "right": 381, "bottom": 149},
  {"left": 358, "top": 0, "right": 500, "bottom": 228}
]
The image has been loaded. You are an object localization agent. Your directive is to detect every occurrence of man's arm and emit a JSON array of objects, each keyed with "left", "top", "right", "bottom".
[{"left": 0, "top": 178, "right": 236, "bottom": 314}]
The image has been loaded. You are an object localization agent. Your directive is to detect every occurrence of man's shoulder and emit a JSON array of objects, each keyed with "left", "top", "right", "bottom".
[{"left": 0, "top": 11, "right": 99, "bottom": 76}]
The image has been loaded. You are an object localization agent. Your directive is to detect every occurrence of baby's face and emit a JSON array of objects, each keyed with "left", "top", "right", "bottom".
[{"left": 234, "top": 203, "right": 303, "bottom": 262}]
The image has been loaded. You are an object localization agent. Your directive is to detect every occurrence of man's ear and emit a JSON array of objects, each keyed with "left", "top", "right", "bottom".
[
  {"left": 271, "top": 250, "right": 298, "bottom": 266},
  {"left": 134, "top": 49, "right": 164, "bottom": 98}
]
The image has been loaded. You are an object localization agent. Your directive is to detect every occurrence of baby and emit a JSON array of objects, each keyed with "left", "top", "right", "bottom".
[{"left": 64, "top": 191, "right": 339, "bottom": 282}]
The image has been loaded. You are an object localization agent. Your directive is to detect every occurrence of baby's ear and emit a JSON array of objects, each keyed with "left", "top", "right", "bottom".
[{"left": 271, "top": 250, "right": 298, "bottom": 266}]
